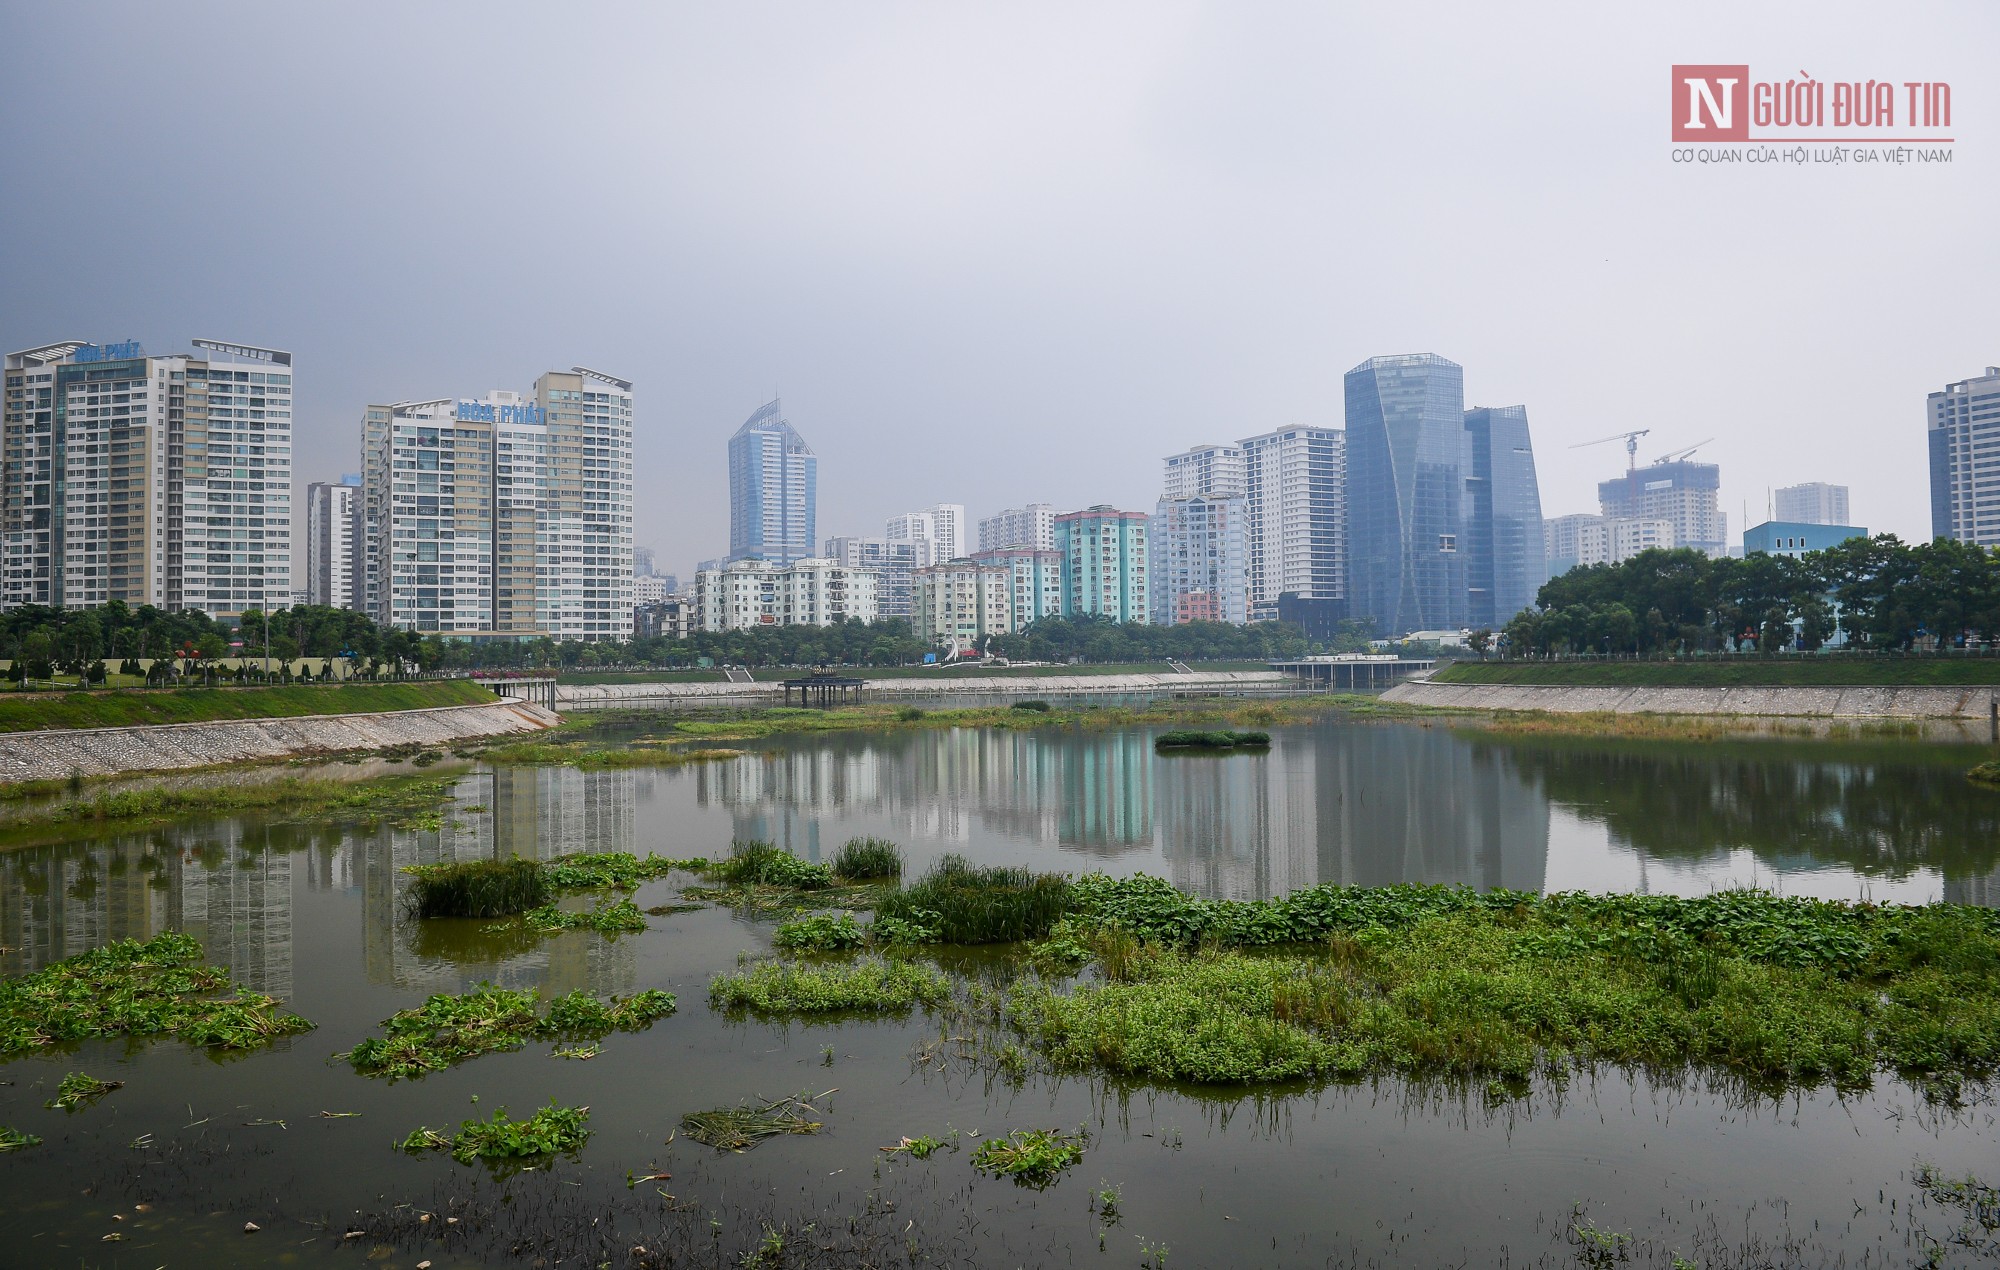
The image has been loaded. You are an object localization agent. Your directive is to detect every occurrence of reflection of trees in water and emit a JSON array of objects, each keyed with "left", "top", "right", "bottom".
[{"left": 1490, "top": 740, "right": 2000, "bottom": 883}]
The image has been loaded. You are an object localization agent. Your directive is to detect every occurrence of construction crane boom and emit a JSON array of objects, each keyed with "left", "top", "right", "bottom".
[
  {"left": 1569, "top": 428, "right": 1652, "bottom": 471},
  {"left": 1653, "top": 437, "right": 1716, "bottom": 465}
]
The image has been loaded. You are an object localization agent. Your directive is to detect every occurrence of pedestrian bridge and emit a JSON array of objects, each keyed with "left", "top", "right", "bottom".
[
  {"left": 1267, "top": 657, "right": 1436, "bottom": 690},
  {"left": 471, "top": 675, "right": 559, "bottom": 710}
]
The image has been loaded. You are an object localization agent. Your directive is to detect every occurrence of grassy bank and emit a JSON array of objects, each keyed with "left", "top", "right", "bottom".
[
  {"left": 0, "top": 773, "right": 460, "bottom": 845},
  {"left": 557, "top": 661, "right": 1270, "bottom": 685},
  {"left": 0, "top": 679, "right": 494, "bottom": 733},
  {"left": 1434, "top": 659, "right": 2000, "bottom": 688}
]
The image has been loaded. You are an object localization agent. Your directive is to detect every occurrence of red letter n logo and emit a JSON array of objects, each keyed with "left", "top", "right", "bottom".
[{"left": 1672, "top": 65, "right": 1749, "bottom": 141}]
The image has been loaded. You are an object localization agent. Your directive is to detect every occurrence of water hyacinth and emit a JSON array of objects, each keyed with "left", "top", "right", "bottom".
[{"left": 342, "top": 985, "right": 676, "bottom": 1080}]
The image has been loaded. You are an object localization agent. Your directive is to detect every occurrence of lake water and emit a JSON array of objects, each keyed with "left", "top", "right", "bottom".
[{"left": 2, "top": 714, "right": 1997, "bottom": 1267}]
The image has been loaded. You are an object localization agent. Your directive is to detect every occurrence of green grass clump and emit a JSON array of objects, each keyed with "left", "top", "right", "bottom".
[
  {"left": 542, "top": 851, "right": 709, "bottom": 890},
  {"left": 341, "top": 985, "right": 675, "bottom": 1080},
  {"left": 971, "top": 1128, "right": 1086, "bottom": 1188},
  {"left": 711, "top": 840, "right": 833, "bottom": 889},
  {"left": 399, "top": 1102, "right": 590, "bottom": 1169},
  {"left": 46, "top": 1071, "right": 123, "bottom": 1112},
  {"left": 681, "top": 1093, "right": 827, "bottom": 1151},
  {"left": 1005, "top": 881, "right": 2000, "bottom": 1089},
  {"left": 882, "top": 1130, "right": 959, "bottom": 1158},
  {"left": 518, "top": 898, "right": 649, "bottom": 935},
  {"left": 0, "top": 1126, "right": 42, "bottom": 1152},
  {"left": 830, "top": 837, "right": 903, "bottom": 881},
  {"left": 0, "top": 932, "right": 312, "bottom": 1058},
  {"left": 709, "top": 957, "right": 950, "bottom": 1014},
  {"left": 1010, "top": 700, "right": 1052, "bottom": 713},
  {"left": 873, "top": 854, "right": 1070, "bottom": 944},
  {"left": 0, "top": 679, "right": 492, "bottom": 734},
  {"left": 1971, "top": 761, "right": 2000, "bottom": 786},
  {"left": 773, "top": 913, "right": 867, "bottom": 952},
  {"left": 1153, "top": 729, "right": 1270, "bottom": 750},
  {"left": 403, "top": 858, "right": 550, "bottom": 918},
  {"left": 2, "top": 774, "right": 457, "bottom": 839}
]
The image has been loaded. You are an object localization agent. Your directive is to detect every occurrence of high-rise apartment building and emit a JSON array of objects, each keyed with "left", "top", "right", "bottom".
[
  {"left": 823, "top": 535, "right": 927, "bottom": 619},
  {"left": 692, "top": 557, "right": 878, "bottom": 631},
  {"left": 976, "top": 503, "right": 1056, "bottom": 552},
  {"left": 913, "top": 557, "right": 1012, "bottom": 652},
  {"left": 1151, "top": 494, "right": 1248, "bottom": 625},
  {"left": 886, "top": 503, "right": 965, "bottom": 564},
  {"left": 1774, "top": 482, "right": 1851, "bottom": 527},
  {"left": 1240, "top": 427, "right": 1343, "bottom": 623},
  {"left": 728, "top": 399, "right": 815, "bottom": 564},
  {"left": 1928, "top": 366, "right": 2000, "bottom": 547},
  {"left": 1462, "top": 406, "right": 1547, "bottom": 627},
  {"left": 305, "top": 474, "right": 363, "bottom": 610},
  {"left": 1597, "top": 460, "right": 1727, "bottom": 558},
  {"left": 1163, "top": 444, "right": 1247, "bottom": 500},
  {"left": 1542, "top": 513, "right": 1672, "bottom": 576},
  {"left": 3, "top": 337, "right": 292, "bottom": 619},
  {"left": 969, "top": 545, "right": 1063, "bottom": 626},
  {"left": 363, "top": 369, "right": 633, "bottom": 638},
  {"left": 1344, "top": 354, "right": 1466, "bottom": 635},
  {"left": 1055, "top": 505, "right": 1149, "bottom": 623}
]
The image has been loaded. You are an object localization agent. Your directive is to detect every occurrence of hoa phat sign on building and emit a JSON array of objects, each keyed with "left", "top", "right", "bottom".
[{"left": 1670, "top": 65, "right": 1955, "bottom": 167}]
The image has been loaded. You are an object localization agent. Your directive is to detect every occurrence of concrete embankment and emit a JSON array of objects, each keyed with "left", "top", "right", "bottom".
[
  {"left": 557, "top": 670, "right": 1293, "bottom": 708},
  {"left": 0, "top": 700, "right": 559, "bottom": 784},
  {"left": 1384, "top": 680, "right": 2000, "bottom": 718}
]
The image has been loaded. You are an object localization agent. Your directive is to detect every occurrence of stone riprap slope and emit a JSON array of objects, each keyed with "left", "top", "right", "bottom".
[
  {"left": 1385, "top": 680, "right": 1999, "bottom": 718},
  {"left": 556, "top": 670, "right": 1292, "bottom": 708},
  {"left": 0, "top": 701, "right": 558, "bottom": 783}
]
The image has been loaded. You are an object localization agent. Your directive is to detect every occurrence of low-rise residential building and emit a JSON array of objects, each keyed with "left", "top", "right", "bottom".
[
  {"left": 634, "top": 596, "right": 694, "bottom": 640},
  {"left": 914, "top": 557, "right": 1012, "bottom": 652},
  {"left": 970, "top": 545, "right": 1062, "bottom": 627},
  {"left": 1055, "top": 505, "right": 1149, "bottom": 623},
  {"left": 1742, "top": 520, "right": 1868, "bottom": 559},
  {"left": 692, "top": 557, "right": 878, "bottom": 631}
]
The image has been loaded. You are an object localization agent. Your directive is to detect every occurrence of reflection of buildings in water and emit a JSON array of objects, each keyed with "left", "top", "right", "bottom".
[
  {"left": 0, "top": 824, "right": 295, "bottom": 997},
  {"left": 1315, "top": 726, "right": 1549, "bottom": 893},
  {"left": 1157, "top": 743, "right": 1318, "bottom": 900},
  {"left": 1057, "top": 731, "right": 1152, "bottom": 854},
  {"left": 357, "top": 770, "right": 637, "bottom": 994},
  {"left": 1945, "top": 863, "right": 2000, "bottom": 908}
]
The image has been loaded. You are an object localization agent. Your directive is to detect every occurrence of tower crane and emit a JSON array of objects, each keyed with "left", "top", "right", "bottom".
[
  {"left": 1652, "top": 437, "right": 1716, "bottom": 465},
  {"left": 1568, "top": 429, "right": 1652, "bottom": 471}
]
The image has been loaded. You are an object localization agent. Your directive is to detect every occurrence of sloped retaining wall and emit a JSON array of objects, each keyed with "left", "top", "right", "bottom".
[
  {"left": 1383, "top": 680, "right": 2000, "bottom": 718},
  {"left": 0, "top": 700, "right": 559, "bottom": 784}
]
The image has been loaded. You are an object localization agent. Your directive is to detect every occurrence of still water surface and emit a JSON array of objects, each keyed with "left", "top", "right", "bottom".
[{"left": 2, "top": 716, "right": 1997, "bottom": 1267}]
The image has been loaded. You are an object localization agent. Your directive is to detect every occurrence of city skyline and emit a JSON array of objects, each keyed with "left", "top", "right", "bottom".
[{"left": 2, "top": 4, "right": 1987, "bottom": 581}]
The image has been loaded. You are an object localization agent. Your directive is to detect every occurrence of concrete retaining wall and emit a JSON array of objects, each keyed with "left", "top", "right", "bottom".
[
  {"left": 557, "top": 670, "right": 1292, "bottom": 708},
  {"left": 1384, "top": 680, "right": 2000, "bottom": 719},
  {"left": 0, "top": 700, "right": 559, "bottom": 784}
]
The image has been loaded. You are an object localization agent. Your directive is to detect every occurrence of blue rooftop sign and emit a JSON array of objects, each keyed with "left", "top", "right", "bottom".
[{"left": 74, "top": 341, "right": 144, "bottom": 363}]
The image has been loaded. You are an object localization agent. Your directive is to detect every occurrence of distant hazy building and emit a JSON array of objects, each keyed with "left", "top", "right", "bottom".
[
  {"left": 305, "top": 474, "right": 363, "bottom": 610},
  {"left": 1597, "top": 460, "right": 1727, "bottom": 558},
  {"left": 1543, "top": 513, "right": 1673, "bottom": 575},
  {"left": 1151, "top": 494, "right": 1248, "bottom": 625},
  {"left": 970, "top": 545, "right": 1063, "bottom": 626},
  {"left": 1056, "top": 505, "right": 1149, "bottom": 623},
  {"left": 1462, "top": 406, "right": 1546, "bottom": 627},
  {"left": 3, "top": 337, "right": 293, "bottom": 618},
  {"left": 886, "top": 503, "right": 965, "bottom": 564},
  {"left": 634, "top": 596, "right": 694, "bottom": 640},
  {"left": 1929, "top": 366, "right": 2000, "bottom": 547},
  {"left": 1743, "top": 520, "right": 1868, "bottom": 558},
  {"left": 728, "top": 399, "right": 816, "bottom": 564},
  {"left": 1163, "top": 444, "right": 1247, "bottom": 500},
  {"left": 633, "top": 546, "right": 656, "bottom": 577},
  {"left": 824, "top": 535, "right": 927, "bottom": 619},
  {"left": 1773, "top": 483, "right": 1850, "bottom": 527},
  {"left": 693, "top": 557, "right": 877, "bottom": 631},
  {"left": 634, "top": 574, "right": 671, "bottom": 604},
  {"left": 914, "top": 558, "right": 1012, "bottom": 652},
  {"left": 1344, "top": 353, "right": 1467, "bottom": 635},
  {"left": 977, "top": 503, "right": 1056, "bottom": 552},
  {"left": 362, "top": 369, "right": 634, "bottom": 639}
]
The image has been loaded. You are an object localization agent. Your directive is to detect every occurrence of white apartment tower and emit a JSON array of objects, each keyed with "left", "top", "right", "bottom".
[
  {"left": 2, "top": 338, "right": 293, "bottom": 619},
  {"left": 305, "top": 474, "right": 363, "bottom": 609},
  {"left": 976, "top": 503, "right": 1056, "bottom": 552},
  {"left": 1163, "top": 444, "right": 1247, "bottom": 500},
  {"left": 1929, "top": 367, "right": 2000, "bottom": 548},
  {"left": 1773, "top": 482, "right": 1851, "bottom": 527},
  {"left": 885, "top": 503, "right": 965, "bottom": 564},
  {"left": 362, "top": 368, "right": 633, "bottom": 638},
  {"left": 1239, "top": 427, "right": 1344, "bottom": 622}
]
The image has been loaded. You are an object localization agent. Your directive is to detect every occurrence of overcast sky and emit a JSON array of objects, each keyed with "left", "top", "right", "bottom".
[{"left": 3, "top": 2, "right": 1992, "bottom": 577}]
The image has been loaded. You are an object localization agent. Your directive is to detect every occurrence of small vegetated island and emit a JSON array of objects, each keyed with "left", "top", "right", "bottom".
[{"left": 1152, "top": 729, "right": 1271, "bottom": 752}]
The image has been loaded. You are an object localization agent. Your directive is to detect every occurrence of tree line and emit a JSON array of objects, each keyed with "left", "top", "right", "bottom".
[{"left": 1500, "top": 536, "right": 2000, "bottom": 656}]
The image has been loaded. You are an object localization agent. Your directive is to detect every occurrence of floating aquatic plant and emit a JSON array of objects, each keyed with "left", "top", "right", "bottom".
[
  {"left": 341, "top": 985, "right": 675, "bottom": 1080},
  {"left": 709, "top": 958, "right": 949, "bottom": 1014},
  {"left": 970, "top": 1127, "right": 1086, "bottom": 1187},
  {"left": 46, "top": 1071, "right": 123, "bottom": 1112},
  {"left": 399, "top": 1102, "right": 590, "bottom": 1168},
  {"left": 680, "top": 1092, "right": 829, "bottom": 1152}
]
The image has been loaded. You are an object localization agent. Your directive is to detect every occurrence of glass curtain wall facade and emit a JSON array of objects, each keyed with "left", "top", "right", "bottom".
[
  {"left": 1462, "top": 405, "right": 1546, "bottom": 628},
  {"left": 1343, "top": 353, "right": 1467, "bottom": 636},
  {"left": 728, "top": 399, "right": 816, "bottom": 564}
]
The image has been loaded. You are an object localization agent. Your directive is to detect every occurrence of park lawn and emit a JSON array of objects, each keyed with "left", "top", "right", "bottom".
[
  {"left": 1433, "top": 659, "right": 2000, "bottom": 688},
  {"left": 0, "top": 679, "right": 493, "bottom": 733}
]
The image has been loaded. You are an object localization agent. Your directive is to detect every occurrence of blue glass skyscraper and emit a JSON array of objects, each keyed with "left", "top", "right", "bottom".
[
  {"left": 1462, "top": 405, "right": 1546, "bottom": 628},
  {"left": 1343, "top": 354, "right": 1467, "bottom": 635},
  {"left": 728, "top": 399, "right": 816, "bottom": 564}
]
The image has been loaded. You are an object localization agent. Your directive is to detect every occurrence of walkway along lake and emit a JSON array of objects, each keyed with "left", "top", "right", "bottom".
[{"left": 1, "top": 711, "right": 1997, "bottom": 1267}]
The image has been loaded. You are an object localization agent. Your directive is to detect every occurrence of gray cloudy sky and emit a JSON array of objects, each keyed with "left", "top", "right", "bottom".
[{"left": 3, "top": 2, "right": 1993, "bottom": 577}]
